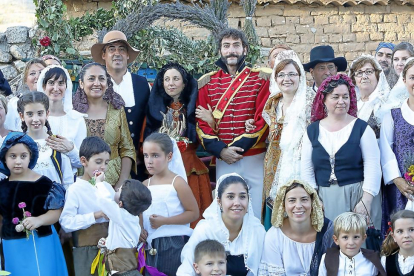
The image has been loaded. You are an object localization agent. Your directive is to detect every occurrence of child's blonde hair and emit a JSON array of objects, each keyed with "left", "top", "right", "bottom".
[
  {"left": 381, "top": 209, "right": 414, "bottom": 256},
  {"left": 334, "top": 212, "right": 367, "bottom": 237}
]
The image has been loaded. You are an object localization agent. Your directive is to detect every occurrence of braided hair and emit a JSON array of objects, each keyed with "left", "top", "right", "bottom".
[{"left": 17, "top": 91, "right": 53, "bottom": 136}]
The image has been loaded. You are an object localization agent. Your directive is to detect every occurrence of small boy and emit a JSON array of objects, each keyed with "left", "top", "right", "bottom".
[
  {"left": 95, "top": 174, "right": 152, "bottom": 276},
  {"left": 193, "top": 239, "right": 227, "bottom": 276},
  {"left": 60, "top": 136, "right": 112, "bottom": 276},
  {"left": 318, "top": 212, "right": 386, "bottom": 276}
]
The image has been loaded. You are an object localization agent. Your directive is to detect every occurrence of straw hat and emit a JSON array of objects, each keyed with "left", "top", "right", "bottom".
[{"left": 91, "top": 30, "right": 140, "bottom": 65}]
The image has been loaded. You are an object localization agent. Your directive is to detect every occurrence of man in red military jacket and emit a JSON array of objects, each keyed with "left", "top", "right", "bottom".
[{"left": 196, "top": 28, "right": 270, "bottom": 218}]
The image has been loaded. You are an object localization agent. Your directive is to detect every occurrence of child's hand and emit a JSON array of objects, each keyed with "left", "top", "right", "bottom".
[
  {"left": 245, "top": 119, "right": 256, "bottom": 132},
  {"left": 149, "top": 214, "right": 166, "bottom": 229},
  {"left": 46, "top": 135, "right": 74, "bottom": 153},
  {"left": 23, "top": 216, "right": 43, "bottom": 231},
  {"left": 139, "top": 229, "right": 148, "bottom": 243},
  {"left": 94, "top": 170, "right": 105, "bottom": 183},
  {"left": 94, "top": 211, "right": 109, "bottom": 221}
]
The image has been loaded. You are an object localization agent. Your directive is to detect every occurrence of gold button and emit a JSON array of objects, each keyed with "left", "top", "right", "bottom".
[{"left": 232, "top": 87, "right": 235, "bottom": 91}]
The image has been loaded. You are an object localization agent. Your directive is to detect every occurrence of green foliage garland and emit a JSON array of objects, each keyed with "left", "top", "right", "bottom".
[{"left": 68, "top": 8, "right": 116, "bottom": 40}]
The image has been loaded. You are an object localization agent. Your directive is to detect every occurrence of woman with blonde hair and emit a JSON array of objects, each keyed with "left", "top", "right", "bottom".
[{"left": 259, "top": 180, "right": 333, "bottom": 276}]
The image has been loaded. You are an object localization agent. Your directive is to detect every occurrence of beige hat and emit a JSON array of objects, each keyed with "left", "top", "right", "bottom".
[{"left": 91, "top": 30, "right": 140, "bottom": 65}]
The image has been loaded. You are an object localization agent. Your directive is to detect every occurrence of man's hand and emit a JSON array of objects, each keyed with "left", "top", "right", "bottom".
[{"left": 220, "top": 147, "right": 244, "bottom": 165}]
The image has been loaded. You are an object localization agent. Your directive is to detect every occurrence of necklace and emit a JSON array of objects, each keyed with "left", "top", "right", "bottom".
[{"left": 169, "top": 102, "right": 184, "bottom": 120}]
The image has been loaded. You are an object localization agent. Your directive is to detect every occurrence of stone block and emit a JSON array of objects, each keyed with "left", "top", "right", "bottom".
[
  {"left": 356, "top": 32, "right": 369, "bottom": 42},
  {"left": 329, "top": 34, "right": 342, "bottom": 43},
  {"left": 230, "top": 5, "right": 248, "bottom": 17},
  {"left": 330, "top": 44, "right": 339, "bottom": 52},
  {"left": 0, "top": 64, "right": 18, "bottom": 80},
  {"left": 256, "top": 17, "right": 272, "bottom": 27},
  {"left": 338, "top": 6, "right": 365, "bottom": 15},
  {"left": 285, "top": 17, "right": 299, "bottom": 24},
  {"left": 286, "top": 34, "right": 300, "bottom": 44},
  {"left": 366, "top": 42, "right": 379, "bottom": 52},
  {"left": 367, "top": 5, "right": 388, "bottom": 13},
  {"left": 314, "top": 16, "right": 329, "bottom": 25},
  {"left": 329, "top": 16, "right": 341, "bottom": 24},
  {"left": 390, "top": 4, "right": 408, "bottom": 13},
  {"left": 0, "top": 33, "right": 5, "bottom": 43},
  {"left": 228, "top": 18, "right": 240, "bottom": 29},
  {"left": 370, "top": 32, "right": 384, "bottom": 41},
  {"left": 300, "top": 34, "right": 315, "bottom": 44},
  {"left": 293, "top": 44, "right": 312, "bottom": 54},
  {"left": 28, "top": 27, "right": 37, "bottom": 39},
  {"left": 356, "top": 14, "right": 369, "bottom": 23},
  {"left": 315, "top": 35, "right": 328, "bottom": 43},
  {"left": 10, "top": 45, "right": 24, "bottom": 60},
  {"left": 271, "top": 38, "right": 286, "bottom": 45},
  {"left": 183, "top": 27, "right": 210, "bottom": 38},
  {"left": 323, "top": 24, "right": 350, "bottom": 34},
  {"left": 351, "top": 23, "right": 377, "bottom": 32},
  {"left": 268, "top": 25, "right": 295, "bottom": 37},
  {"left": 398, "top": 33, "right": 410, "bottom": 41},
  {"left": 13, "top": 60, "right": 26, "bottom": 73},
  {"left": 255, "top": 4, "right": 284, "bottom": 17},
  {"left": 370, "top": 14, "right": 383, "bottom": 23},
  {"left": 339, "top": 43, "right": 364, "bottom": 52},
  {"left": 343, "top": 33, "right": 356, "bottom": 43},
  {"left": 283, "top": 7, "right": 310, "bottom": 17},
  {"left": 296, "top": 25, "right": 311, "bottom": 34},
  {"left": 300, "top": 16, "right": 313, "bottom": 25},
  {"left": 261, "top": 37, "right": 272, "bottom": 47},
  {"left": 310, "top": 7, "right": 338, "bottom": 16},
  {"left": 5, "top": 26, "right": 29, "bottom": 44},
  {"left": 0, "top": 50, "right": 12, "bottom": 63},
  {"left": 384, "top": 14, "right": 397, "bottom": 23},
  {"left": 345, "top": 52, "right": 360, "bottom": 62},
  {"left": 398, "top": 14, "right": 411, "bottom": 25},
  {"left": 98, "top": 2, "right": 112, "bottom": 10},
  {"left": 377, "top": 23, "right": 403, "bottom": 33},
  {"left": 384, "top": 32, "right": 397, "bottom": 41},
  {"left": 271, "top": 16, "right": 286, "bottom": 25},
  {"left": 85, "top": 2, "right": 97, "bottom": 11},
  {"left": 256, "top": 27, "right": 269, "bottom": 38},
  {"left": 341, "top": 15, "right": 357, "bottom": 23},
  {"left": 15, "top": 43, "right": 35, "bottom": 59}
]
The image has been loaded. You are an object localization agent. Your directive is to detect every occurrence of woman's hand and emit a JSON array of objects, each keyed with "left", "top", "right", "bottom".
[
  {"left": 94, "top": 211, "right": 108, "bottom": 221},
  {"left": 139, "top": 229, "right": 148, "bottom": 243},
  {"left": 149, "top": 214, "right": 166, "bottom": 229},
  {"left": 353, "top": 192, "right": 373, "bottom": 223},
  {"left": 46, "top": 135, "right": 74, "bottom": 153},
  {"left": 245, "top": 119, "right": 256, "bottom": 132},
  {"left": 196, "top": 104, "right": 216, "bottom": 129},
  {"left": 23, "top": 216, "right": 44, "bottom": 231},
  {"left": 394, "top": 177, "right": 414, "bottom": 201}
]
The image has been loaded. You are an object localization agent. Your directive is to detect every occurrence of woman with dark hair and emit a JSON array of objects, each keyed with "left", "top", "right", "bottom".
[
  {"left": 259, "top": 180, "right": 333, "bottom": 276},
  {"left": 301, "top": 74, "right": 381, "bottom": 225},
  {"left": 177, "top": 173, "right": 265, "bottom": 276},
  {"left": 73, "top": 62, "right": 136, "bottom": 189},
  {"left": 387, "top": 42, "right": 414, "bottom": 88},
  {"left": 145, "top": 62, "right": 211, "bottom": 227}
]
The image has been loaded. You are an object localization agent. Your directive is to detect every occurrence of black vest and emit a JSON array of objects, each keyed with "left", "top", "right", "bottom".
[
  {"left": 307, "top": 118, "right": 367, "bottom": 187},
  {"left": 386, "top": 252, "right": 414, "bottom": 276}
]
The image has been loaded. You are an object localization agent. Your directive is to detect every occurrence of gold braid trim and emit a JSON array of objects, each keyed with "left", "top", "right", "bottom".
[
  {"left": 252, "top": 67, "right": 272, "bottom": 81},
  {"left": 197, "top": 71, "right": 217, "bottom": 89}
]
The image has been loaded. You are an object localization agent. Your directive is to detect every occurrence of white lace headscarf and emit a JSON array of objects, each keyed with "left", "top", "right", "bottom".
[
  {"left": 348, "top": 54, "right": 390, "bottom": 123},
  {"left": 36, "top": 65, "right": 73, "bottom": 114},
  {"left": 168, "top": 137, "right": 187, "bottom": 183},
  {"left": 202, "top": 173, "right": 265, "bottom": 275},
  {"left": 379, "top": 57, "right": 414, "bottom": 115},
  {"left": 263, "top": 50, "right": 314, "bottom": 199}
]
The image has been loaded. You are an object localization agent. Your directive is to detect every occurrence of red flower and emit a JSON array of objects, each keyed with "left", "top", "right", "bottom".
[
  {"left": 40, "top": 36, "right": 51, "bottom": 47},
  {"left": 176, "top": 141, "right": 188, "bottom": 153}
]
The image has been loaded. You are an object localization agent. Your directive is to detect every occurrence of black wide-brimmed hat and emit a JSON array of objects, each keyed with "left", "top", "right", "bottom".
[{"left": 303, "top": 45, "right": 347, "bottom": 72}]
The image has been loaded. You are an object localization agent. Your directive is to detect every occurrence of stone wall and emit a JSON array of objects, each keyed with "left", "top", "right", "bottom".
[{"left": 0, "top": 27, "right": 35, "bottom": 88}]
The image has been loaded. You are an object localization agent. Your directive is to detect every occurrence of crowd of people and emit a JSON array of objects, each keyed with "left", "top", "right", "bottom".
[{"left": 0, "top": 26, "right": 414, "bottom": 276}]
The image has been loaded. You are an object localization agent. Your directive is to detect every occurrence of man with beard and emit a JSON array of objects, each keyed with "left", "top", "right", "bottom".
[
  {"left": 91, "top": 30, "right": 150, "bottom": 181},
  {"left": 375, "top": 42, "right": 395, "bottom": 77},
  {"left": 303, "top": 45, "right": 347, "bottom": 92},
  {"left": 196, "top": 28, "right": 270, "bottom": 218}
]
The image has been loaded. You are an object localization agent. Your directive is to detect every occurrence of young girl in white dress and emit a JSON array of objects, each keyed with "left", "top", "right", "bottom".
[
  {"left": 141, "top": 133, "right": 198, "bottom": 276},
  {"left": 17, "top": 91, "right": 73, "bottom": 188},
  {"left": 381, "top": 210, "right": 414, "bottom": 274}
]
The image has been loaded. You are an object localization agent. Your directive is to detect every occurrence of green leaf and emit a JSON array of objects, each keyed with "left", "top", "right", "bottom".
[
  {"left": 39, "top": 18, "right": 49, "bottom": 28},
  {"left": 66, "top": 48, "right": 76, "bottom": 55}
]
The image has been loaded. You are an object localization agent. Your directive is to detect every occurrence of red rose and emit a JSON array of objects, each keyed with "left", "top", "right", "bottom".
[
  {"left": 176, "top": 141, "right": 188, "bottom": 153},
  {"left": 40, "top": 36, "right": 51, "bottom": 47}
]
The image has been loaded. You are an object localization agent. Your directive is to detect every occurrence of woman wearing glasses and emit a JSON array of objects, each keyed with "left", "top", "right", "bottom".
[
  {"left": 249, "top": 50, "right": 315, "bottom": 229},
  {"left": 301, "top": 74, "right": 381, "bottom": 224}
]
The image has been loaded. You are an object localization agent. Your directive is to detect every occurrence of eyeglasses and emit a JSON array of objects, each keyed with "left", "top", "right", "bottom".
[
  {"left": 106, "top": 46, "right": 127, "bottom": 54},
  {"left": 277, "top": 72, "right": 299, "bottom": 79},
  {"left": 354, "top": 69, "right": 375, "bottom": 78}
]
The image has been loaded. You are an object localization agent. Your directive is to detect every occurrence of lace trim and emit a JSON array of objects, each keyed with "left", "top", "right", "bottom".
[{"left": 259, "top": 262, "right": 286, "bottom": 276}]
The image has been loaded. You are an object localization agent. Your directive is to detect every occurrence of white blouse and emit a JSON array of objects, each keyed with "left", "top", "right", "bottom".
[
  {"left": 319, "top": 251, "right": 378, "bottom": 276},
  {"left": 379, "top": 99, "right": 414, "bottom": 184},
  {"left": 33, "top": 139, "right": 74, "bottom": 189},
  {"left": 48, "top": 110, "right": 87, "bottom": 172},
  {"left": 301, "top": 118, "right": 381, "bottom": 196},
  {"left": 381, "top": 254, "right": 414, "bottom": 274},
  {"left": 111, "top": 71, "right": 135, "bottom": 108},
  {"left": 259, "top": 227, "right": 315, "bottom": 276}
]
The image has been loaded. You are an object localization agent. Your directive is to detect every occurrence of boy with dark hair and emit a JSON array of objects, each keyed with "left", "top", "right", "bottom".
[
  {"left": 60, "top": 136, "right": 112, "bottom": 276},
  {"left": 193, "top": 240, "right": 227, "bottom": 276},
  {"left": 95, "top": 174, "right": 151, "bottom": 276}
]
